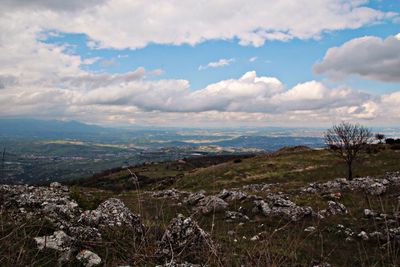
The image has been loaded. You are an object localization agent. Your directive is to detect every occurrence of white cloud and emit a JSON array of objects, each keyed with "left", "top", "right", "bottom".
[
  {"left": 2, "top": 68, "right": 396, "bottom": 126},
  {"left": 82, "top": 57, "right": 100, "bottom": 65},
  {"left": 249, "top": 56, "right": 258, "bottom": 62},
  {"left": 0, "top": 0, "right": 396, "bottom": 49},
  {"left": 199, "top": 58, "right": 235, "bottom": 70},
  {"left": 314, "top": 33, "right": 400, "bottom": 82},
  {"left": 0, "top": 1, "right": 399, "bottom": 126}
]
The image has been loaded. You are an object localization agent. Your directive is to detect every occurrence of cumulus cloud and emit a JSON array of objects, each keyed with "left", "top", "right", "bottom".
[
  {"left": 59, "top": 67, "right": 148, "bottom": 90},
  {"left": 314, "top": 34, "right": 400, "bottom": 82},
  {"left": 2, "top": 68, "right": 393, "bottom": 126},
  {"left": 199, "top": 58, "right": 235, "bottom": 70}
]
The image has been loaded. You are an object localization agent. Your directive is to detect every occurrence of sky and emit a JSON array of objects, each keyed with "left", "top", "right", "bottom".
[{"left": 0, "top": 0, "right": 399, "bottom": 127}]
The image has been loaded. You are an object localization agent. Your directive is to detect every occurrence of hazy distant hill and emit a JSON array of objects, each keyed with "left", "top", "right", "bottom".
[
  {"left": 0, "top": 118, "right": 110, "bottom": 139},
  {"left": 211, "top": 135, "right": 323, "bottom": 151}
]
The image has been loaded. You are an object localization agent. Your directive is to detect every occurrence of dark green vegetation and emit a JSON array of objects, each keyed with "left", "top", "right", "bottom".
[{"left": 1, "top": 144, "right": 400, "bottom": 266}]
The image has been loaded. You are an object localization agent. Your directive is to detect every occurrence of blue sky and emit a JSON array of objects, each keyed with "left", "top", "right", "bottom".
[
  {"left": 45, "top": 15, "right": 399, "bottom": 92},
  {"left": 0, "top": 0, "right": 399, "bottom": 127}
]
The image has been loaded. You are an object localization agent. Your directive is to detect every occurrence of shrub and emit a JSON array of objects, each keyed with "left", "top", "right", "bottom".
[{"left": 390, "top": 144, "right": 400, "bottom": 150}]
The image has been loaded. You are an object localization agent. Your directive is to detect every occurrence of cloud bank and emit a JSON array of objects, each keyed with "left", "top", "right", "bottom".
[
  {"left": 0, "top": 0, "right": 396, "bottom": 49},
  {"left": 314, "top": 34, "right": 400, "bottom": 82},
  {"left": 1, "top": 69, "right": 397, "bottom": 126}
]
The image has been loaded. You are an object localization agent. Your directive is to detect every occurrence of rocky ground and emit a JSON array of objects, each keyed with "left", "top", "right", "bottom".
[{"left": 1, "top": 170, "right": 400, "bottom": 266}]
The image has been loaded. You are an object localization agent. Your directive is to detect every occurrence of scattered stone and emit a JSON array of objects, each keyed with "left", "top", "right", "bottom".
[
  {"left": 301, "top": 174, "right": 400, "bottom": 196},
  {"left": 329, "top": 192, "right": 342, "bottom": 200},
  {"left": 156, "top": 261, "right": 202, "bottom": 267},
  {"left": 152, "top": 189, "right": 188, "bottom": 199},
  {"left": 183, "top": 191, "right": 205, "bottom": 206},
  {"left": 388, "top": 227, "right": 400, "bottom": 243},
  {"left": 358, "top": 231, "right": 369, "bottom": 241},
  {"left": 310, "top": 259, "right": 331, "bottom": 267},
  {"left": 218, "top": 189, "right": 247, "bottom": 201},
  {"left": 225, "top": 211, "right": 249, "bottom": 221},
  {"left": 304, "top": 226, "right": 316, "bottom": 232},
  {"left": 369, "top": 231, "right": 384, "bottom": 240},
  {"left": 250, "top": 234, "right": 260, "bottom": 241},
  {"left": 34, "top": 230, "right": 73, "bottom": 252},
  {"left": 253, "top": 200, "right": 271, "bottom": 215},
  {"left": 227, "top": 230, "right": 236, "bottom": 236},
  {"left": 364, "top": 209, "right": 378, "bottom": 218},
  {"left": 76, "top": 249, "right": 102, "bottom": 267},
  {"left": 366, "top": 182, "right": 386, "bottom": 196},
  {"left": 319, "top": 201, "right": 347, "bottom": 218},
  {"left": 335, "top": 224, "right": 354, "bottom": 237},
  {"left": 254, "top": 195, "right": 313, "bottom": 222},
  {"left": 344, "top": 228, "right": 354, "bottom": 237},
  {"left": 243, "top": 182, "right": 279, "bottom": 193}
]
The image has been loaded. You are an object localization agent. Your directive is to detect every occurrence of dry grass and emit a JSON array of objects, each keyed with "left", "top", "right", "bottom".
[{"left": 1, "top": 147, "right": 400, "bottom": 266}]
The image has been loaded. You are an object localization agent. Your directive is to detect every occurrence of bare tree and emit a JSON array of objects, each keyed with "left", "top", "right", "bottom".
[
  {"left": 374, "top": 133, "right": 385, "bottom": 144},
  {"left": 324, "top": 122, "right": 372, "bottom": 180}
]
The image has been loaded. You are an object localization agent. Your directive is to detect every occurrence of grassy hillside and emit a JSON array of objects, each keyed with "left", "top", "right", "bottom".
[
  {"left": 75, "top": 145, "right": 400, "bottom": 193},
  {"left": 2, "top": 145, "right": 400, "bottom": 266}
]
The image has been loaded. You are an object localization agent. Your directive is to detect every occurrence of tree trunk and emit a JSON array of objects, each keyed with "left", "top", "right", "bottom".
[{"left": 347, "top": 161, "right": 353, "bottom": 181}]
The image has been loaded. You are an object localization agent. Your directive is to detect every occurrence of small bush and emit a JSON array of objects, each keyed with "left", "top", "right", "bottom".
[
  {"left": 390, "top": 144, "right": 400, "bottom": 150},
  {"left": 386, "top": 138, "right": 400, "bottom": 145}
]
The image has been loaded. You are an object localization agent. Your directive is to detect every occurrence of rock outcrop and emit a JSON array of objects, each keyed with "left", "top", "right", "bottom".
[
  {"left": 0, "top": 183, "right": 145, "bottom": 266},
  {"left": 79, "top": 198, "right": 144, "bottom": 235},
  {"left": 253, "top": 194, "right": 313, "bottom": 222},
  {"left": 302, "top": 172, "right": 400, "bottom": 196},
  {"left": 193, "top": 196, "right": 228, "bottom": 214},
  {"left": 156, "top": 214, "right": 215, "bottom": 261},
  {"left": 76, "top": 249, "right": 102, "bottom": 267},
  {"left": 318, "top": 201, "right": 348, "bottom": 218}
]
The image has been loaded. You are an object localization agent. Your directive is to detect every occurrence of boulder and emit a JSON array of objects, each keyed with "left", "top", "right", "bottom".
[
  {"left": 364, "top": 209, "right": 378, "bottom": 218},
  {"left": 319, "top": 201, "right": 347, "bottom": 218},
  {"left": 218, "top": 189, "right": 247, "bottom": 201},
  {"left": 304, "top": 226, "right": 316, "bottom": 232},
  {"left": 79, "top": 198, "right": 144, "bottom": 235},
  {"left": 34, "top": 230, "right": 73, "bottom": 252},
  {"left": 253, "top": 195, "right": 313, "bottom": 222},
  {"left": 76, "top": 249, "right": 102, "bottom": 267},
  {"left": 193, "top": 196, "right": 228, "bottom": 214},
  {"left": 183, "top": 191, "right": 206, "bottom": 206},
  {"left": 156, "top": 214, "right": 215, "bottom": 261},
  {"left": 357, "top": 231, "right": 369, "bottom": 241},
  {"left": 225, "top": 211, "right": 249, "bottom": 221},
  {"left": 366, "top": 182, "right": 386, "bottom": 196}
]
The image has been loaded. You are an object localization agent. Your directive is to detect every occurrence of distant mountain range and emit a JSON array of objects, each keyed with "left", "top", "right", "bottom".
[{"left": 0, "top": 118, "right": 112, "bottom": 139}]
